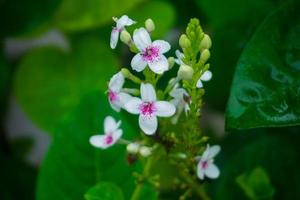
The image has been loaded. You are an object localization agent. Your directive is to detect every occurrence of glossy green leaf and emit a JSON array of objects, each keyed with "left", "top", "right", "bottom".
[
  {"left": 236, "top": 167, "right": 275, "bottom": 200},
  {"left": 14, "top": 36, "right": 117, "bottom": 133},
  {"left": 226, "top": 2, "right": 300, "bottom": 129},
  {"left": 37, "top": 93, "right": 141, "bottom": 200},
  {"left": 53, "top": 0, "right": 144, "bottom": 32},
  {"left": 128, "top": 1, "right": 176, "bottom": 38},
  {"left": 85, "top": 182, "right": 124, "bottom": 200},
  {"left": 0, "top": 0, "right": 61, "bottom": 37}
]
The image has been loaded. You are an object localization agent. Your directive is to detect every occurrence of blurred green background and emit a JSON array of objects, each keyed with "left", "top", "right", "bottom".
[{"left": 0, "top": 0, "right": 299, "bottom": 199}]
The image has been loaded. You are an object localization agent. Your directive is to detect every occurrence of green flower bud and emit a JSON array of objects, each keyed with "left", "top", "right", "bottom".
[
  {"left": 145, "top": 18, "right": 155, "bottom": 32},
  {"left": 199, "top": 34, "right": 212, "bottom": 50},
  {"left": 177, "top": 64, "right": 194, "bottom": 80},
  {"left": 120, "top": 30, "right": 132, "bottom": 45},
  {"left": 126, "top": 143, "right": 140, "bottom": 154},
  {"left": 139, "top": 146, "right": 152, "bottom": 157},
  {"left": 179, "top": 34, "right": 191, "bottom": 49},
  {"left": 200, "top": 49, "right": 210, "bottom": 63},
  {"left": 121, "top": 68, "right": 141, "bottom": 84},
  {"left": 168, "top": 57, "right": 175, "bottom": 69}
]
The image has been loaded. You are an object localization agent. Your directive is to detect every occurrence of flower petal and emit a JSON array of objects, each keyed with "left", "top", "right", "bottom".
[
  {"left": 124, "top": 97, "right": 142, "bottom": 114},
  {"left": 119, "top": 92, "right": 132, "bottom": 108},
  {"left": 204, "top": 163, "right": 220, "bottom": 179},
  {"left": 104, "top": 116, "right": 120, "bottom": 133},
  {"left": 197, "top": 164, "right": 205, "bottom": 180},
  {"left": 155, "top": 101, "right": 176, "bottom": 117},
  {"left": 131, "top": 54, "right": 147, "bottom": 72},
  {"left": 141, "top": 83, "right": 156, "bottom": 102},
  {"left": 110, "top": 28, "right": 119, "bottom": 49},
  {"left": 201, "top": 70, "right": 212, "bottom": 81},
  {"left": 109, "top": 72, "right": 124, "bottom": 92},
  {"left": 133, "top": 28, "right": 151, "bottom": 51},
  {"left": 89, "top": 135, "right": 109, "bottom": 149},
  {"left": 116, "top": 15, "right": 135, "bottom": 29},
  {"left": 208, "top": 145, "right": 221, "bottom": 159},
  {"left": 139, "top": 115, "right": 157, "bottom": 135},
  {"left": 112, "top": 129, "right": 123, "bottom": 141},
  {"left": 152, "top": 40, "right": 171, "bottom": 53},
  {"left": 109, "top": 99, "right": 121, "bottom": 112},
  {"left": 196, "top": 78, "right": 203, "bottom": 88},
  {"left": 148, "top": 55, "right": 169, "bottom": 74}
]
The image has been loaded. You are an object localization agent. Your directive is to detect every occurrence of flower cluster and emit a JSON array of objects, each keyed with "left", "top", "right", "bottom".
[{"left": 89, "top": 15, "right": 220, "bottom": 189}]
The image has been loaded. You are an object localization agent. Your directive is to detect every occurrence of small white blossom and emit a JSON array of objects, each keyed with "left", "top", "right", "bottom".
[
  {"left": 175, "top": 50, "right": 185, "bottom": 65},
  {"left": 196, "top": 70, "right": 212, "bottom": 88},
  {"left": 126, "top": 142, "right": 140, "bottom": 154},
  {"left": 108, "top": 72, "right": 132, "bottom": 112},
  {"left": 110, "top": 15, "right": 136, "bottom": 49},
  {"left": 139, "top": 146, "right": 152, "bottom": 157},
  {"left": 125, "top": 83, "right": 176, "bottom": 135},
  {"left": 89, "top": 116, "right": 122, "bottom": 149},
  {"left": 197, "top": 145, "right": 221, "bottom": 180},
  {"left": 131, "top": 28, "right": 171, "bottom": 74}
]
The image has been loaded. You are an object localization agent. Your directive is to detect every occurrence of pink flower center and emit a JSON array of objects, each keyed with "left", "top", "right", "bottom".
[
  {"left": 141, "top": 46, "right": 160, "bottom": 62},
  {"left": 201, "top": 161, "right": 209, "bottom": 169},
  {"left": 105, "top": 134, "right": 114, "bottom": 145},
  {"left": 139, "top": 102, "right": 157, "bottom": 116},
  {"left": 108, "top": 90, "right": 118, "bottom": 102}
]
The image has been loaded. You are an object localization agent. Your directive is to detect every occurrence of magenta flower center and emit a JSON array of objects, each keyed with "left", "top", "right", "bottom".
[
  {"left": 141, "top": 46, "right": 160, "bottom": 62},
  {"left": 139, "top": 102, "right": 157, "bottom": 116},
  {"left": 108, "top": 90, "right": 118, "bottom": 102},
  {"left": 201, "top": 161, "right": 209, "bottom": 169},
  {"left": 105, "top": 134, "right": 114, "bottom": 145}
]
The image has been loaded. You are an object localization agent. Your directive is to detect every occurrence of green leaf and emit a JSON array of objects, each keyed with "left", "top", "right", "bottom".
[
  {"left": 14, "top": 36, "right": 117, "bottom": 133},
  {"left": 128, "top": 1, "right": 176, "bottom": 38},
  {"left": 0, "top": 0, "right": 61, "bottom": 37},
  {"left": 85, "top": 182, "right": 124, "bottom": 200},
  {"left": 236, "top": 167, "right": 275, "bottom": 200},
  {"left": 226, "top": 2, "right": 300, "bottom": 129},
  {"left": 53, "top": 0, "right": 144, "bottom": 32},
  {"left": 37, "top": 93, "right": 141, "bottom": 200}
]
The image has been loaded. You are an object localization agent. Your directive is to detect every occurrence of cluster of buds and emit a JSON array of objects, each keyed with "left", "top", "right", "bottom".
[{"left": 89, "top": 15, "right": 220, "bottom": 188}]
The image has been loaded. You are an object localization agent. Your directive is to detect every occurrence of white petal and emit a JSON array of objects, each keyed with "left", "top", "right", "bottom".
[
  {"left": 139, "top": 115, "right": 157, "bottom": 135},
  {"left": 104, "top": 116, "right": 120, "bottom": 133},
  {"left": 133, "top": 28, "right": 151, "bottom": 51},
  {"left": 124, "top": 97, "right": 142, "bottom": 114},
  {"left": 204, "top": 163, "right": 220, "bottom": 179},
  {"left": 109, "top": 99, "right": 121, "bottom": 112},
  {"left": 112, "top": 129, "right": 123, "bottom": 141},
  {"left": 197, "top": 165, "right": 205, "bottom": 180},
  {"left": 152, "top": 40, "right": 171, "bottom": 53},
  {"left": 141, "top": 83, "right": 156, "bottom": 102},
  {"left": 90, "top": 135, "right": 109, "bottom": 149},
  {"left": 201, "top": 70, "right": 212, "bottom": 81},
  {"left": 109, "top": 72, "right": 124, "bottom": 92},
  {"left": 118, "top": 92, "right": 132, "bottom": 107},
  {"left": 148, "top": 55, "right": 168, "bottom": 74},
  {"left": 131, "top": 54, "right": 147, "bottom": 72},
  {"left": 201, "top": 145, "right": 211, "bottom": 161},
  {"left": 208, "top": 145, "right": 221, "bottom": 159},
  {"left": 116, "top": 15, "right": 135, "bottom": 29},
  {"left": 196, "top": 78, "right": 203, "bottom": 88},
  {"left": 110, "top": 28, "right": 119, "bottom": 49},
  {"left": 155, "top": 101, "right": 176, "bottom": 117}
]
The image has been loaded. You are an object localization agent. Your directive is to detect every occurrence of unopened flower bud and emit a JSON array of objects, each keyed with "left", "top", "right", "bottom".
[
  {"left": 199, "top": 34, "right": 212, "bottom": 50},
  {"left": 120, "top": 30, "right": 132, "bottom": 45},
  {"left": 127, "top": 143, "right": 140, "bottom": 154},
  {"left": 121, "top": 68, "right": 141, "bottom": 84},
  {"left": 168, "top": 57, "right": 175, "bottom": 69},
  {"left": 139, "top": 146, "right": 152, "bottom": 157},
  {"left": 200, "top": 49, "right": 210, "bottom": 63},
  {"left": 121, "top": 68, "right": 131, "bottom": 77},
  {"left": 179, "top": 34, "right": 191, "bottom": 49},
  {"left": 145, "top": 18, "right": 155, "bottom": 32},
  {"left": 177, "top": 64, "right": 194, "bottom": 80}
]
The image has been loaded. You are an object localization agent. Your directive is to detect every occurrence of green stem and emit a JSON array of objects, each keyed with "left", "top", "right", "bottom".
[{"left": 130, "top": 156, "right": 155, "bottom": 200}]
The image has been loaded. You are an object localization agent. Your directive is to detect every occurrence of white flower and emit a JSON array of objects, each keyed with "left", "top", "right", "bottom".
[
  {"left": 197, "top": 145, "right": 221, "bottom": 180},
  {"left": 89, "top": 116, "right": 122, "bottom": 149},
  {"left": 196, "top": 70, "right": 212, "bottom": 88},
  {"left": 108, "top": 72, "right": 132, "bottom": 112},
  {"left": 170, "top": 84, "right": 190, "bottom": 116},
  {"left": 175, "top": 50, "right": 185, "bottom": 65},
  {"left": 110, "top": 15, "right": 136, "bottom": 49},
  {"left": 131, "top": 28, "right": 171, "bottom": 74},
  {"left": 125, "top": 83, "right": 176, "bottom": 135}
]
